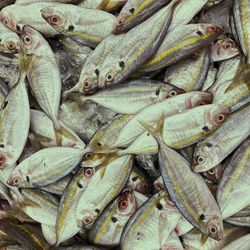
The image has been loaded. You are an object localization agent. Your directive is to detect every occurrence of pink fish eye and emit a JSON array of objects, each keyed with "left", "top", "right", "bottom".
[
  {"left": 7, "top": 42, "right": 15, "bottom": 50},
  {"left": 118, "top": 200, "right": 128, "bottom": 210},
  {"left": 23, "top": 35, "right": 32, "bottom": 45},
  {"left": 84, "top": 168, "right": 93, "bottom": 177},
  {"left": 49, "top": 15, "right": 61, "bottom": 25},
  {"left": 12, "top": 177, "right": 20, "bottom": 186},
  {"left": 82, "top": 217, "right": 92, "bottom": 226},
  {"left": 215, "top": 113, "right": 225, "bottom": 123},
  {"left": 0, "top": 154, "right": 5, "bottom": 165}
]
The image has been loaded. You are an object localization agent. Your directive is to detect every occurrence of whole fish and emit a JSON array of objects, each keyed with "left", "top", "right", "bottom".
[
  {"left": 118, "top": 103, "right": 230, "bottom": 155},
  {"left": 0, "top": 58, "right": 30, "bottom": 169},
  {"left": 114, "top": 0, "right": 169, "bottom": 33},
  {"left": 164, "top": 48, "right": 210, "bottom": 92},
  {"left": 233, "top": 0, "right": 250, "bottom": 63},
  {"left": 0, "top": 22, "right": 20, "bottom": 54},
  {"left": 88, "top": 190, "right": 147, "bottom": 246},
  {"left": 76, "top": 155, "right": 133, "bottom": 229},
  {"left": 143, "top": 123, "right": 223, "bottom": 240},
  {"left": 7, "top": 147, "right": 84, "bottom": 187},
  {"left": 139, "top": 23, "right": 223, "bottom": 73},
  {"left": 216, "top": 137, "right": 250, "bottom": 219},
  {"left": 20, "top": 25, "right": 62, "bottom": 132},
  {"left": 113, "top": 92, "right": 212, "bottom": 148},
  {"left": 41, "top": 4, "right": 117, "bottom": 48},
  {"left": 56, "top": 167, "right": 96, "bottom": 246},
  {"left": 98, "top": 0, "right": 178, "bottom": 89},
  {"left": 0, "top": 3, "right": 59, "bottom": 36},
  {"left": 192, "top": 105, "right": 250, "bottom": 172},
  {"left": 75, "top": 79, "right": 184, "bottom": 114},
  {"left": 120, "top": 190, "right": 184, "bottom": 250}
]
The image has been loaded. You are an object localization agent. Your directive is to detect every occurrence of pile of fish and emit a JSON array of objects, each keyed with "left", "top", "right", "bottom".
[{"left": 0, "top": 0, "right": 250, "bottom": 249}]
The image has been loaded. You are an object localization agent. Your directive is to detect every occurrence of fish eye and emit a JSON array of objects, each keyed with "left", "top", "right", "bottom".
[
  {"left": 84, "top": 168, "right": 93, "bottom": 177},
  {"left": 208, "top": 224, "right": 218, "bottom": 234},
  {"left": 3, "top": 19, "right": 8, "bottom": 26},
  {"left": 23, "top": 35, "right": 32, "bottom": 45},
  {"left": 129, "top": 8, "right": 135, "bottom": 13},
  {"left": 0, "top": 154, "right": 5, "bottom": 165},
  {"left": 7, "top": 42, "right": 15, "bottom": 50},
  {"left": 169, "top": 90, "right": 177, "bottom": 96},
  {"left": 215, "top": 113, "right": 225, "bottom": 123},
  {"left": 208, "top": 168, "right": 215, "bottom": 175},
  {"left": 106, "top": 74, "right": 113, "bottom": 81},
  {"left": 117, "top": 19, "right": 124, "bottom": 26},
  {"left": 82, "top": 217, "right": 92, "bottom": 226},
  {"left": 83, "top": 80, "right": 90, "bottom": 88},
  {"left": 118, "top": 200, "right": 128, "bottom": 210},
  {"left": 12, "top": 177, "right": 21, "bottom": 186},
  {"left": 197, "top": 156, "right": 205, "bottom": 164},
  {"left": 83, "top": 152, "right": 93, "bottom": 160},
  {"left": 49, "top": 15, "right": 61, "bottom": 25}
]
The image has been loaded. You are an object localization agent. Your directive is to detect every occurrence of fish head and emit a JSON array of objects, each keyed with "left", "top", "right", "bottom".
[
  {"left": 212, "top": 36, "right": 239, "bottom": 62},
  {"left": 185, "top": 92, "right": 212, "bottom": 109},
  {"left": 200, "top": 23, "right": 223, "bottom": 36},
  {"left": 79, "top": 67, "right": 99, "bottom": 95},
  {"left": 192, "top": 142, "right": 219, "bottom": 172},
  {"left": 7, "top": 170, "right": 25, "bottom": 187},
  {"left": 20, "top": 25, "right": 42, "bottom": 55},
  {"left": 77, "top": 209, "right": 97, "bottom": 229},
  {"left": 0, "top": 7, "right": 18, "bottom": 32},
  {"left": 0, "top": 32, "right": 20, "bottom": 54},
  {"left": 81, "top": 152, "right": 106, "bottom": 168},
  {"left": 0, "top": 149, "right": 14, "bottom": 169},
  {"left": 127, "top": 172, "right": 153, "bottom": 194},
  {"left": 206, "top": 215, "right": 223, "bottom": 241},
  {"left": 98, "top": 63, "right": 122, "bottom": 89},
  {"left": 208, "top": 104, "right": 230, "bottom": 126},
  {"left": 116, "top": 190, "right": 137, "bottom": 217},
  {"left": 41, "top": 6, "right": 66, "bottom": 33}
]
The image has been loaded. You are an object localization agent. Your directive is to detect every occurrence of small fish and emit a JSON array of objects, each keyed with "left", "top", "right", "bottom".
[
  {"left": 216, "top": 137, "right": 250, "bottom": 219},
  {"left": 41, "top": 4, "right": 117, "bottom": 48},
  {"left": 192, "top": 105, "right": 250, "bottom": 172},
  {"left": 7, "top": 147, "right": 84, "bottom": 187},
  {"left": 75, "top": 79, "right": 184, "bottom": 114},
  {"left": 0, "top": 22, "right": 20, "bottom": 54},
  {"left": 0, "top": 3, "right": 59, "bottom": 36},
  {"left": 114, "top": 0, "right": 169, "bottom": 33}
]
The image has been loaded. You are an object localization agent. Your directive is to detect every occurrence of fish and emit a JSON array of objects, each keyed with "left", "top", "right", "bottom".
[
  {"left": 222, "top": 233, "right": 250, "bottom": 250},
  {"left": 120, "top": 190, "right": 184, "bottom": 250},
  {"left": 0, "top": 3, "right": 59, "bottom": 36},
  {"left": 118, "top": 103, "right": 230, "bottom": 155},
  {"left": 15, "top": 0, "right": 80, "bottom": 4},
  {"left": 56, "top": 167, "right": 96, "bottom": 246},
  {"left": 97, "top": 0, "right": 178, "bottom": 89},
  {"left": 164, "top": 48, "right": 210, "bottom": 92},
  {"left": 142, "top": 121, "right": 223, "bottom": 240},
  {"left": 192, "top": 105, "right": 250, "bottom": 172},
  {"left": 0, "top": 54, "right": 30, "bottom": 169},
  {"left": 114, "top": 0, "right": 169, "bottom": 33},
  {"left": 7, "top": 146, "right": 84, "bottom": 187},
  {"left": 0, "top": 22, "right": 20, "bottom": 54},
  {"left": 233, "top": 0, "right": 250, "bottom": 63},
  {"left": 88, "top": 190, "right": 147, "bottom": 246},
  {"left": 41, "top": 4, "right": 117, "bottom": 48},
  {"left": 75, "top": 79, "right": 184, "bottom": 114},
  {"left": 76, "top": 155, "right": 133, "bottom": 229},
  {"left": 211, "top": 35, "right": 240, "bottom": 62},
  {"left": 216, "top": 137, "right": 250, "bottom": 219},
  {"left": 139, "top": 23, "right": 223, "bottom": 73},
  {"left": 113, "top": 92, "right": 212, "bottom": 148}
]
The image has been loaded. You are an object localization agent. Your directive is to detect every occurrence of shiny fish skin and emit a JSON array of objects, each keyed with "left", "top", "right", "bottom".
[
  {"left": 7, "top": 147, "right": 84, "bottom": 187},
  {"left": 0, "top": 3, "right": 58, "bottom": 36},
  {"left": 152, "top": 131, "right": 223, "bottom": 240},
  {"left": 113, "top": 92, "right": 212, "bottom": 148},
  {"left": 164, "top": 48, "right": 210, "bottom": 92},
  {"left": 0, "top": 71, "right": 30, "bottom": 169},
  {"left": 21, "top": 25, "right": 61, "bottom": 131},
  {"left": 77, "top": 79, "right": 184, "bottom": 114},
  {"left": 140, "top": 23, "right": 223, "bottom": 73},
  {"left": 98, "top": 1, "right": 178, "bottom": 89},
  {"left": 222, "top": 233, "right": 250, "bottom": 250},
  {"left": 192, "top": 105, "right": 250, "bottom": 172},
  {"left": 76, "top": 155, "right": 133, "bottom": 229},
  {"left": 56, "top": 167, "right": 96, "bottom": 246},
  {"left": 41, "top": 4, "right": 116, "bottom": 48},
  {"left": 0, "top": 22, "right": 20, "bottom": 54},
  {"left": 121, "top": 190, "right": 183, "bottom": 250},
  {"left": 114, "top": 0, "right": 169, "bottom": 33},
  {"left": 0, "top": 83, "right": 8, "bottom": 108},
  {"left": 216, "top": 137, "right": 250, "bottom": 219},
  {"left": 233, "top": 0, "right": 250, "bottom": 63}
]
